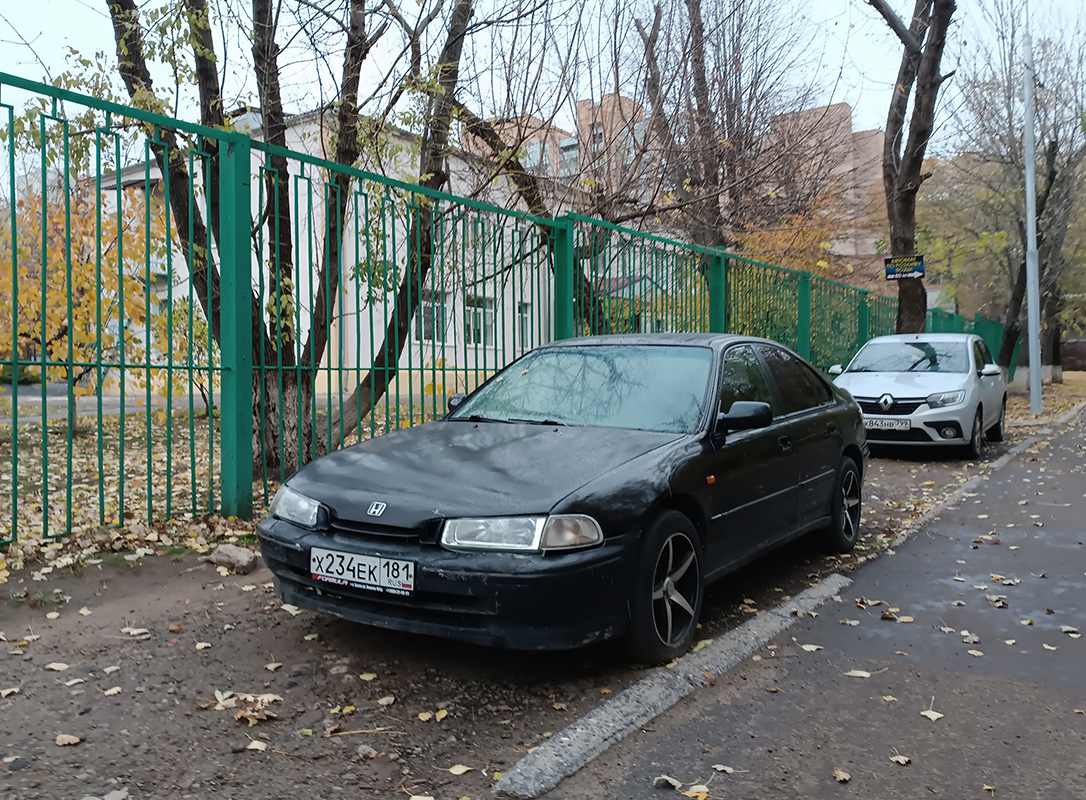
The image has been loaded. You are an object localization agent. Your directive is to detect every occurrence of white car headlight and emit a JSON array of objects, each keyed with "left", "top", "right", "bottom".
[
  {"left": 440, "top": 514, "right": 603, "bottom": 552},
  {"left": 270, "top": 485, "right": 324, "bottom": 529},
  {"left": 926, "top": 390, "right": 965, "bottom": 409}
]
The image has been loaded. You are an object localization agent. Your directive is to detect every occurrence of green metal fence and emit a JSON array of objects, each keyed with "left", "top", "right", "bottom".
[{"left": 0, "top": 72, "right": 1004, "bottom": 546}]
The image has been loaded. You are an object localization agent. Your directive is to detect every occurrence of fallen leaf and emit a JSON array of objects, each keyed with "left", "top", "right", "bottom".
[
  {"left": 418, "top": 711, "right": 433, "bottom": 722},
  {"left": 264, "top": 662, "right": 282, "bottom": 672},
  {"left": 654, "top": 775, "right": 683, "bottom": 790},
  {"left": 939, "top": 626, "right": 954, "bottom": 634},
  {"left": 78, "top": 607, "right": 92, "bottom": 616},
  {"left": 103, "top": 686, "right": 122, "bottom": 696},
  {"left": 882, "top": 695, "right": 897, "bottom": 702},
  {"left": 435, "top": 709, "right": 448, "bottom": 721},
  {"left": 1004, "top": 639, "right": 1016, "bottom": 645},
  {"left": 843, "top": 670, "right": 871, "bottom": 678},
  {"left": 795, "top": 640, "right": 823, "bottom": 652},
  {"left": 377, "top": 695, "right": 395, "bottom": 706},
  {"left": 408, "top": 796, "right": 435, "bottom": 800},
  {"left": 246, "top": 740, "right": 267, "bottom": 751},
  {"left": 169, "top": 625, "right": 184, "bottom": 633},
  {"left": 1059, "top": 625, "right": 1079, "bottom": 634},
  {"left": 968, "top": 650, "right": 984, "bottom": 657},
  {"left": 46, "top": 612, "right": 60, "bottom": 620},
  {"left": 765, "top": 687, "right": 779, "bottom": 693},
  {"left": 600, "top": 688, "right": 613, "bottom": 694},
  {"left": 712, "top": 764, "right": 735, "bottom": 773},
  {"left": 921, "top": 709, "right": 944, "bottom": 722},
  {"left": 64, "top": 678, "right": 85, "bottom": 687},
  {"left": 303, "top": 633, "right": 319, "bottom": 641},
  {"left": 446, "top": 764, "right": 473, "bottom": 775},
  {"left": 553, "top": 702, "right": 567, "bottom": 711},
  {"left": 952, "top": 601, "right": 966, "bottom": 607},
  {"left": 982, "top": 786, "right": 995, "bottom": 794},
  {"left": 55, "top": 734, "right": 81, "bottom": 746},
  {"left": 1020, "top": 619, "right": 1033, "bottom": 626},
  {"left": 963, "top": 634, "right": 981, "bottom": 644},
  {"left": 216, "top": 565, "right": 230, "bottom": 577},
  {"left": 1043, "top": 643, "right": 1059, "bottom": 651},
  {"left": 833, "top": 767, "right": 851, "bottom": 783},
  {"left": 45, "top": 662, "right": 70, "bottom": 672},
  {"left": 281, "top": 604, "right": 303, "bottom": 616},
  {"left": 897, "top": 615, "right": 915, "bottom": 623},
  {"left": 890, "top": 754, "right": 911, "bottom": 765},
  {"left": 359, "top": 672, "right": 377, "bottom": 681},
  {"left": 0, "top": 687, "right": 19, "bottom": 698},
  {"left": 840, "top": 619, "right": 859, "bottom": 626},
  {"left": 195, "top": 642, "right": 211, "bottom": 651}
]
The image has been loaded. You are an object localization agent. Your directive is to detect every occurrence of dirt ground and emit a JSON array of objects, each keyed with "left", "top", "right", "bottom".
[{"left": 2, "top": 379, "right": 1083, "bottom": 800}]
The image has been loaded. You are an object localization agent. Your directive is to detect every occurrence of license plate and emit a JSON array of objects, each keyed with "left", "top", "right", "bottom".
[
  {"left": 310, "top": 547, "right": 415, "bottom": 596},
  {"left": 864, "top": 417, "right": 911, "bottom": 431}
]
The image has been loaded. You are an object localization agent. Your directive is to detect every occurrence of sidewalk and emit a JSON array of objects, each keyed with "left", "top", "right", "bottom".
[{"left": 541, "top": 412, "right": 1086, "bottom": 799}]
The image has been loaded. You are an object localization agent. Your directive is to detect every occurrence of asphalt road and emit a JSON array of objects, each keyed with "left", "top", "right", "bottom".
[{"left": 544, "top": 412, "right": 1086, "bottom": 799}]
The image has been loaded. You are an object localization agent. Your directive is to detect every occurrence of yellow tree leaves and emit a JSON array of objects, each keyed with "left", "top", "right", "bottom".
[{"left": 0, "top": 183, "right": 167, "bottom": 393}]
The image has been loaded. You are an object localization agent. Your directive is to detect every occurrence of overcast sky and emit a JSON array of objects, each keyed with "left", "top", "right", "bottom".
[{"left": 0, "top": 0, "right": 1079, "bottom": 135}]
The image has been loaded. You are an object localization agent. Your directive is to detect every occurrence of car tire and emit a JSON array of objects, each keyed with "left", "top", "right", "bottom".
[
  {"left": 823, "top": 457, "right": 862, "bottom": 553},
  {"left": 986, "top": 397, "right": 1006, "bottom": 442},
  {"left": 965, "top": 408, "right": 984, "bottom": 460},
  {"left": 622, "top": 511, "right": 703, "bottom": 664}
]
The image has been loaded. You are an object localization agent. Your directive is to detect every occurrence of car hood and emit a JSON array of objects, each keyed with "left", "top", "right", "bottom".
[
  {"left": 834, "top": 371, "right": 966, "bottom": 398},
  {"left": 286, "top": 421, "right": 683, "bottom": 528}
]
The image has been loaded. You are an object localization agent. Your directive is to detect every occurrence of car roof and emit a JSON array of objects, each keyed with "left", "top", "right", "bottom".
[
  {"left": 539, "top": 333, "right": 776, "bottom": 352},
  {"left": 862, "top": 333, "right": 980, "bottom": 344}
]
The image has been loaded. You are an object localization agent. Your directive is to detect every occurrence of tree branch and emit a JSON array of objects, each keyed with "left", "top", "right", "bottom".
[{"left": 864, "top": 0, "right": 926, "bottom": 55}]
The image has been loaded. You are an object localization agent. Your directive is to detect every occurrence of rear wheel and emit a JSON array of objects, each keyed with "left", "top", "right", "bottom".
[
  {"left": 965, "top": 408, "right": 984, "bottom": 460},
  {"left": 622, "top": 511, "right": 703, "bottom": 664},
  {"left": 823, "top": 457, "right": 862, "bottom": 553},
  {"left": 986, "top": 397, "right": 1006, "bottom": 442}
]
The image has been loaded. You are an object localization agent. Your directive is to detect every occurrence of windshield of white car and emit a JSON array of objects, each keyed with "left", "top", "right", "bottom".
[
  {"left": 847, "top": 341, "right": 969, "bottom": 374},
  {"left": 448, "top": 345, "right": 714, "bottom": 433}
]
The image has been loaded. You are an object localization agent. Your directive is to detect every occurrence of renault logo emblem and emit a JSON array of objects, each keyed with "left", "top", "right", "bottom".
[
  {"left": 367, "top": 502, "right": 387, "bottom": 517},
  {"left": 878, "top": 393, "right": 894, "bottom": 412}
]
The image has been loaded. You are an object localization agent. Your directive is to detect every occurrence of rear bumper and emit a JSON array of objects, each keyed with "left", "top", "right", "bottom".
[{"left": 258, "top": 517, "right": 637, "bottom": 650}]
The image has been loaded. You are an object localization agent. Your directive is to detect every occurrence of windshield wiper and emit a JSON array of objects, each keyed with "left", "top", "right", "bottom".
[
  {"left": 465, "top": 414, "right": 511, "bottom": 423},
  {"left": 509, "top": 418, "right": 567, "bottom": 426}
]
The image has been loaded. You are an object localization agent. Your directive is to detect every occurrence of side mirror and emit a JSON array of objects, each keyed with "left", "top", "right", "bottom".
[
  {"left": 981, "top": 364, "right": 1001, "bottom": 377},
  {"left": 828, "top": 364, "right": 843, "bottom": 376},
  {"left": 447, "top": 393, "right": 467, "bottom": 412},
  {"left": 717, "top": 401, "right": 772, "bottom": 433}
]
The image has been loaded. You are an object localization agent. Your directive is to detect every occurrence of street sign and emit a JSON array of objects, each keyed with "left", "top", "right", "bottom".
[{"left": 884, "top": 255, "right": 925, "bottom": 280}]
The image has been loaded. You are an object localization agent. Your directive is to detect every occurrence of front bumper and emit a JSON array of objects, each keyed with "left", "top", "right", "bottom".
[
  {"left": 257, "top": 517, "right": 637, "bottom": 650},
  {"left": 861, "top": 404, "right": 971, "bottom": 445}
]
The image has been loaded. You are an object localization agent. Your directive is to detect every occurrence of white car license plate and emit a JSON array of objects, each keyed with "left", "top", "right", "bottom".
[
  {"left": 310, "top": 547, "right": 415, "bottom": 596},
  {"left": 864, "top": 417, "right": 911, "bottom": 432}
]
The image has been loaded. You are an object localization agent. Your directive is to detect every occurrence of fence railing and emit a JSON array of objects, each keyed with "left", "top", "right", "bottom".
[{"left": 0, "top": 72, "right": 1004, "bottom": 546}]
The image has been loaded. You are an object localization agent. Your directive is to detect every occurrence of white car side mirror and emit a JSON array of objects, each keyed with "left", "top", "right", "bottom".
[
  {"left": 828, "top": 364, "right": 843, "bottom": 376},
  {"left": 980, "top": 364, "right": 1002, "bottom": 377}
]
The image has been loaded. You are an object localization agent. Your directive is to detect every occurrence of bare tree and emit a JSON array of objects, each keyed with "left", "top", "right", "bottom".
[{"left": 863, "top": 0, "right": 957, "bottom": 333}]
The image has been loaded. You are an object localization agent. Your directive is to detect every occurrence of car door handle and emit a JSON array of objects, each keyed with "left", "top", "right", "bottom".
[{"left": 777, "top": 436, "right": 793, "bottom": 451}]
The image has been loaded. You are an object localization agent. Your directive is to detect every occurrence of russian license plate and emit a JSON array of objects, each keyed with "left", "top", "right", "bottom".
[
  {"left": 310, "top": 547, "right": 415, "bottom": 595},
  {"left": 864, "top": 417, "right": 911, "bottom": 432}
]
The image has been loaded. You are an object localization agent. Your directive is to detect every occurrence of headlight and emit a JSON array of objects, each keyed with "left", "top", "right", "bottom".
[
  {"left": 270, "top": 485, "right": 325, "bottom": 529},
  {"left": 440, "top": 514, "right": 603, "bottom": 552},
  {"left": 926, "top": 390, "right": 965, "bottom": 409}
]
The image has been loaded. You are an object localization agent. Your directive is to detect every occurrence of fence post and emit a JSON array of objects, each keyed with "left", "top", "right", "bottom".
[
  {"left": 553, "top": 215, "right": 575, "bottom": 340},
  {"left": 218, "top": 131, "right": 254, "bottom": 519},
  {"left": 797, "top": 272, "right": 812, "bottom": 359},
  {"left": 708, "top": 252, "right": 727, "bottom": 333},
  {"left": 858, "top": 294, "right": 871, "bottom": 350}
]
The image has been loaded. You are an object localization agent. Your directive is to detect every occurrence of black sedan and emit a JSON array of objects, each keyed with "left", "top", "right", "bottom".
[{"left": 258, "top": 334, "right": 866, "bottom": 663}]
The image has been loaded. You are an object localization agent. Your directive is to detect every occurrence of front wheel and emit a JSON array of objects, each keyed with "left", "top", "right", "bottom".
[
  {"left": 986, "top": 397, "right": 1006, "bottom": 442},
  {"left": 823, "top": 457, "right": 862, "bottom": 553},
  {"left": 622, "top": 511, "right": 703, "bottom": 664},
  {"left": 965, "top": 408, "right": 984, "bottom": 460}
]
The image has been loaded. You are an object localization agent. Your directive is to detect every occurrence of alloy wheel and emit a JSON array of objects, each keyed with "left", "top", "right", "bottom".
[
  {"left": 839, "top": 467, "right": 861, "bottom": 544},
  {"left": 651, "top": 532, "right": 700, "bottom": 649}
]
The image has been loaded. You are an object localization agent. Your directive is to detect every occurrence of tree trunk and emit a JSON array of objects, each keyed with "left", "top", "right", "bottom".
[
  {"left": 255, "top": 369, "right": 315, "bottom": 482},
  {"left": 997, "top": 259, "right": 1027, "bottom": 368}
]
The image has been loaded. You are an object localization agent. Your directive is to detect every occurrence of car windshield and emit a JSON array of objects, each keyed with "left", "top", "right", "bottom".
[
  {"left": 847, "top": 340, "right": 969, "bottom": 374},
  {"left": 449, "top": 345, "right": 714, "bottom": 433}
]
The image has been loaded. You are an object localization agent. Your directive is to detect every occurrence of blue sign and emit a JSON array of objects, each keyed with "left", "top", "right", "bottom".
[{"left": 885, "top": 255, "right": 925, "bottom": 280}]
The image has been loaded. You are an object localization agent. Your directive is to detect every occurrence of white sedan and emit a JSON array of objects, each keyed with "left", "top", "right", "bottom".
[{"left": 829, "top": 333, "right": 1007, "bottom": 458}]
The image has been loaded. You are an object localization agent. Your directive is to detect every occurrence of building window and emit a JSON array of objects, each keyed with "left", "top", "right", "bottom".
[
  {"left": 517, "top": 301, "right": 531, "bottom": 345},
  {"left": 591, "top": 122, "right": 604, "bottom": 149},
  {"left": 465, "top": 296, "right": 495, "bottom": 346},
  {"left": 415, "top": 296, "right": 448, "bottom": 344}
]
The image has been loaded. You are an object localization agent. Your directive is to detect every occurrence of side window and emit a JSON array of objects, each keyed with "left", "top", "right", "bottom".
[
  {"left": 978, "top": 341, "right": 995, "bottom": 365},
  {"left": 973, "top": 341, "right": 987, "bottom": 370},
  {"left": 719, "top": 345, "right": 774, "bottom": 413},
  {"left": 757, "top": 345, "right": 825, "bottom": 416}
]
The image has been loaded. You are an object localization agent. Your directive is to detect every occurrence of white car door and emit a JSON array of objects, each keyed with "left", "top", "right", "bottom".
[{"left": 973, "top": 339, "right": 1003, "bottom": 429}]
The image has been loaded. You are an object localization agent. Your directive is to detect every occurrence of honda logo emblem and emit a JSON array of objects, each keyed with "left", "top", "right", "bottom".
[
  {"left": 367, "top": 502, "right": 387, "bottom": 517},
  {"left": 878, "top": 393, "right": 894, "bottom": 412}
]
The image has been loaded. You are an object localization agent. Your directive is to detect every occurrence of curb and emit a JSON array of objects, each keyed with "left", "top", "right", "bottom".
[
  {"left": 493, "top": 573, "right": 853, "bottom": 799},
  {"left": 1006, "top": 400, "right": 1086, "bottom": 428}
]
